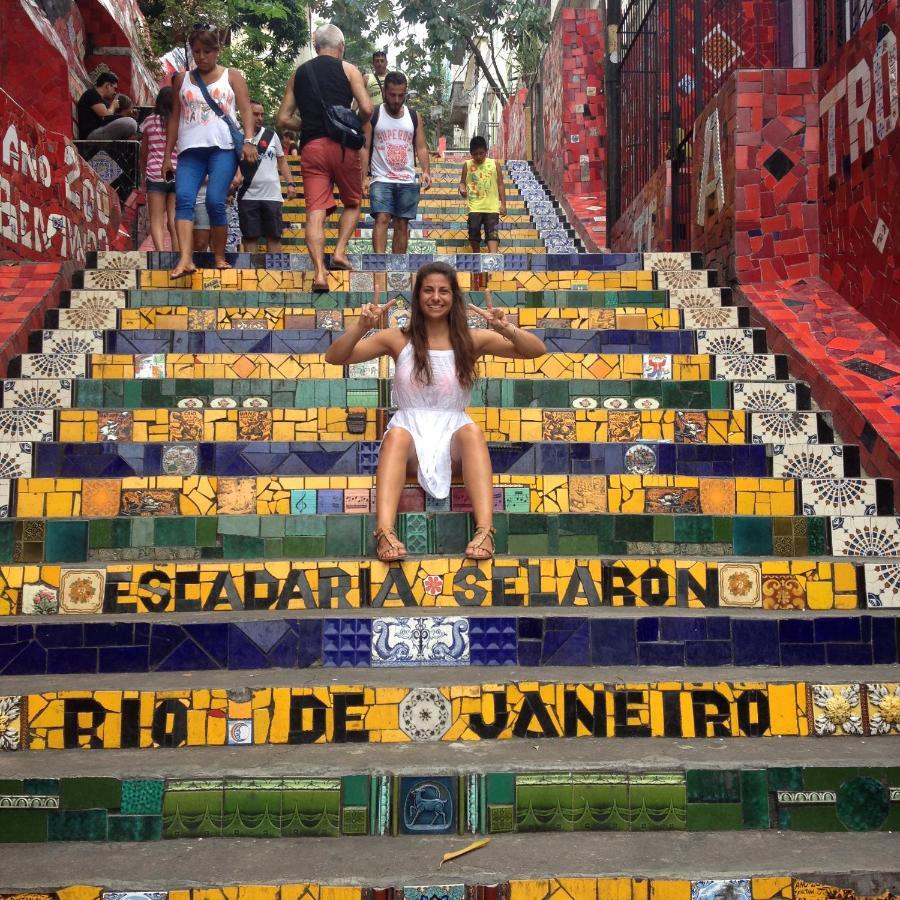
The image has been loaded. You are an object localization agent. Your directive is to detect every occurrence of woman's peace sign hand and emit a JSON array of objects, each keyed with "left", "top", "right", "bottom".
[
  {"left": 468, "top": 288, "right": 513, "bottom": 338},
  {"left": 358, "top": 288, "right": 398, "bottom": 331}
]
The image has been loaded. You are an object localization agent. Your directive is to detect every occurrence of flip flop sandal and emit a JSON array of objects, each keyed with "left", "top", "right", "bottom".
[
  {"left": 374, "top": 526, "right": 407, "bottom": 562},
  {"left": 465, "top": 525, "right": 496, "bottom": 560}
]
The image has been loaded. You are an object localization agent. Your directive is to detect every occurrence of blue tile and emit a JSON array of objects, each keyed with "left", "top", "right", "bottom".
[
  {"left": 706, "top": 618, "right": 732, "bottom": 640},
  {"left": 590, "top": 619, "right": 637, "bottom": 665},
  {"left": 0, "top": 640, "right": 47, "bottom": 676},
  {"left": 540, "top": 618, "right": 590, "bottom": 665},
  {"left": 825, "top": 643, "right": 873, "bottom": 665},
  {"left": 637, "top": 643, "right": 685, "bottom": 666},
  {"left": 780, "top": 643, "right": 827, "bottom": 665},
  {"left": 46, "top": 648, "right": 100, "bottom": 674},
  {"left": 779, "top": 619, "right": 814, "bottom": 643},
  {"left": 814, "top": 616, "right": 860, "bottom": 643},
  {"left": 516, "top": 640, "right": 541, "bottom": 666},
  {"left": 635, "top": 618, "right": 659, "bottom": 641},
  {"left": 469, "top": 617, "right": 517, "bottom": 665},
  {"left": 873, "top": 619, "right": 898, "bottom": 664},
  {"left": 684, "top": 640, "right": 733, "bottom": 666},
  {"left": 658, "top": 618, "right": 706, "bottom": 641},
  {"left": 155, "top": 637, "right": 223, "bottom": 671},
  {"left": 98, "top": 645, "right": 150, "bottom": 674},
  {"left": 732, "top": 619, "right": 779, "bottom": 666}
]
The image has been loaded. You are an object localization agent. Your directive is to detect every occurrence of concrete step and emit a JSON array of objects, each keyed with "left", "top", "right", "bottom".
[{"left": 3, "top": 836, "right": 898, "bottom": 889}]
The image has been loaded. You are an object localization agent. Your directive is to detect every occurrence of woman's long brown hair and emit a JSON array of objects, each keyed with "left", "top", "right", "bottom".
[{"left": 404, "top": 262, "right": 478, "bottom": 390}]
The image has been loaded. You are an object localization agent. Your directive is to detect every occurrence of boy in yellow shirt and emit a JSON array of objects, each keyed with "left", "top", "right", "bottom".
[{"left": 459, "top": 135, "right": 507, "bottom": 254}]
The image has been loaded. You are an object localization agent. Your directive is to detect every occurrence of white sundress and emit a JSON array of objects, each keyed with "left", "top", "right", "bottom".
[{"left": 385, "top": 342, "right": 474, "bottom": 499}]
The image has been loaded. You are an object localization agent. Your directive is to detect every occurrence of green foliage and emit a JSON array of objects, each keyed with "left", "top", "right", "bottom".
[
  {"left": 219, "top": 46, "right": 296, "bottom": 124},
  {"left": 139, "top": 0, "right": 309, "bottom": 67}
]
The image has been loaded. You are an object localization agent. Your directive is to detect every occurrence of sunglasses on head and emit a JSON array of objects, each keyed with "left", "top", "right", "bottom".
[{"left": 192, "top": 22, "right": 216, "bottom": 31}]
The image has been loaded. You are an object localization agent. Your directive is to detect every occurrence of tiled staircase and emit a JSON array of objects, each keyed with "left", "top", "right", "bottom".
[{"left": 0, "top": 157, "right": 898, "bottom": 894}]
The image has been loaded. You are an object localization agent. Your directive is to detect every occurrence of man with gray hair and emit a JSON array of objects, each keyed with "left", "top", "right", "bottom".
[{"left": 278, "top": 24, "right": 373, "bottom": 291}]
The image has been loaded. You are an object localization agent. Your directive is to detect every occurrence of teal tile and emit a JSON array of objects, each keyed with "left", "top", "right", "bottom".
[
  {"left": 740, "top": 770, "right": 769, "bottom": 829},
  {"left": 45, "top": 521, "right": 88, "bottom": 562},
  {"left": 107, "top": 814, "right": 162, "bottom": 841},
  {"left": 121, "top": 779, "right": 165, "bottom": 815},
  {"left": 686, "top": 770, "right": 741, "bottom": 803},
  {"left": 47, "top": 809, "right": 108, "bottom": 841}
]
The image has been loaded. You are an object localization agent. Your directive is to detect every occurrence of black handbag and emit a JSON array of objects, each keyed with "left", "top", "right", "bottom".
[{"left": 305, "top": 62, "right": 365, "bottom": 151}]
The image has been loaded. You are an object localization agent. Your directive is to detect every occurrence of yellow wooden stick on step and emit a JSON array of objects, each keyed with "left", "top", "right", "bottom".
[{"left": 439, "top": 838, "right": 491, "bottom": 868}]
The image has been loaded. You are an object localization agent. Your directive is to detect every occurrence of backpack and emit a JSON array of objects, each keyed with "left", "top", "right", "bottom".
[{"left": 368, "top": 105, "right": 419, "bottom": 174}]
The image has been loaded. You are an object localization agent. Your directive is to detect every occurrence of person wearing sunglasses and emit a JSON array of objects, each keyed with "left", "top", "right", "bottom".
[{"left": 161, "top": 24, "right": 258, "bottom": 277}]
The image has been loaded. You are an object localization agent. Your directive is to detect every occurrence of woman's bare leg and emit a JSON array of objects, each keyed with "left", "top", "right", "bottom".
[
  {"left": 452, "top": 423, "right": 494, "bottom": 531},
  {"left": 375, "top": 428, "right": 416, "bottom": 557},
  {"left": 166, "top": 193, "right": 179, "bottom": 252}
]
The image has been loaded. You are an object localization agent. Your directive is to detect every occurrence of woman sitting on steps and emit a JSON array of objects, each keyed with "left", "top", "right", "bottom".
[{"left": 325, "top": 261, "right": 546, "bottom": 562}]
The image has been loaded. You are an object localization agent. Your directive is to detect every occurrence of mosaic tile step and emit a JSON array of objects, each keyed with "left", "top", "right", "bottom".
[
  {"left": 1, "top": 613, "right": 896, "bottom": 677},
  {"left": 0, "top": 512, "right": 886, "bottom": 563},
  {"left": 289, "top": 236, "right": 551, "bottom": 249},
  {"left": 2, "top": 880, "right": 895, "bottom": 900},
  {"left": 88, "top": 288, "right": 683, "bottom": 310},
  {"left": 0, "top": 557, "right": 874, "bottom": 614},
  {"left": 11, "top": 352, "right": 785, "bottom": 383},
  {"left": 88, "top": 252, "right": 661, "bottom": 276},
  {"left": 1, "top": 377, "right": 760, "bottom": 413},
  {"left": 2, "top": 765, "right": 900, "bottom": 841},
  {"left": 32, "top": 327, "right": 769, "bottom": 358},
  {"left": 6, "top": 675, "right": 900, "bottom": 749},
  {"left": 121, "top": 270, "right": 660, "bottom": 294},
  {"left": 45, "top": 407, "right": 760, "bottom": 445},
  {"left": 100, "top": 306, "right": 751, "bottom": 333},
  {"left": 24, "top": 440, "right": 834, "bottom": 480},
  {"left": 12, "top": 474, "right": 888, "bottom": 519}
]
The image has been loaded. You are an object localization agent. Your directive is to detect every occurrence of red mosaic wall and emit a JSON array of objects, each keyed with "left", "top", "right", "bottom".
[
  {"left": 0, "top": 0, "right": 155, "bottom": 137},
  {"left": 500, "top": 88, "right": 529, "bottom": 161},
  {"left": 817, "top": 2, "right": 899, "bottom": 340},
  {"left": 0, "top": 87, "right": 123, "bottom": 263},
  {"left": 535, "top": 8, "right": 607, "bottom": 248},
  {"left": 691, "top": 68, "right": 821, "bottom": 283},
  {"left": 610, "top": 161, "right": 673, "bottom": 252}
]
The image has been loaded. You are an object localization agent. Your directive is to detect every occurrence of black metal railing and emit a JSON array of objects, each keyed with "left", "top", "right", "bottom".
[{"left": 615, "top": 0, "right": 745, "bottom": 248}]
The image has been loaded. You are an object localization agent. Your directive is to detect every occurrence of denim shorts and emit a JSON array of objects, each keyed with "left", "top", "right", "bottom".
[
  {"left": 369, "top": 180, "right": 420, "bottom": 220},
  {"left": 146, "top": 179, "right": 175, "bottom": 195}
]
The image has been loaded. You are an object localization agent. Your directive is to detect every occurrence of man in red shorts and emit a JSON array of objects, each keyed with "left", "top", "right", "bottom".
[{"left": 277, "top": 24, "right": 373, "bottom": 291}]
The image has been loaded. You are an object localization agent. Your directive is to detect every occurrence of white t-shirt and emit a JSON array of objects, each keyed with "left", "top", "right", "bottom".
[
  {"left": 243, "top": 128, "right": 284, "bottom": 202},
  {"left": 370, "top": 105, "right": 416, "bottom": 184}
]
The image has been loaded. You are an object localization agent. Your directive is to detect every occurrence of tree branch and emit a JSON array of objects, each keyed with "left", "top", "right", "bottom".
[
  {"left": 465, "top": 34, "right": 509, "bottom": 102},
  {"left": 486, "top": 29, "right": 510, "bottom": 99}
]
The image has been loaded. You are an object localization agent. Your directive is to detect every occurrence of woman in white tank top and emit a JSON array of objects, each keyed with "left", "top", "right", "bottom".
[
  {"left": 161, "top": 26, "right": 257, "bottom": 278},
  {"left": 325, "top": 262, "right": 546, "bottom": 562}
]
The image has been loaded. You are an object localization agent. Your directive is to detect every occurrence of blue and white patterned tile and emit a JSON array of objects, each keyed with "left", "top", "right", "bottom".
[
  {"left": 2, "top": 379, "right": 73, "bottom": 409},
  {"left": 371, "top": 616, "right": 469, "bottom": 667},
  {"left": 19, "top": 353, "right": 87, "bottom": 379},
  {"left": 691, "top": 882, "right": 750, "bottom": 900},
  {"left": 830, "top": 517, "right": 900, "bottom": 557},
  {"left": 41, "top": 330, "right": 105, "bottom": 355},
  {"left": 732, "top": 381, "right": 798, "bottom": 411},
  {"left": 750, "top": 412, "right": 821, "bottom": 445},
  {"left": 864, "top": 563, "right": 900, "bottom": 607},
  {"left": 800, "top": 479, "right": 878, "bottom": 516},
  {"left": 714, "top": 354, "right": 779, "bottom": 381},
  {"left": 695, "top": 328, "right": 755, "bottom": 355},
  {"left": 772, "top": 444, "right": 848, "bottom": 478}
]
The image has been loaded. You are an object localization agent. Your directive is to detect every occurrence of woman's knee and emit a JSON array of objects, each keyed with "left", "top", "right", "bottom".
[{"left": 381, "top": 428, "right": 413, "bottom": 455}]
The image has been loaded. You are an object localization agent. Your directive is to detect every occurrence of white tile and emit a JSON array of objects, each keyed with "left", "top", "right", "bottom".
[
  {"left": 82, "top": 269, "right": 137, "bottom": 290},
  {"left": 667, "top": 287, "right": 726, "bottom": 309},
  {"left": 731, "top": 381, "right": 799, "bottom": 411},
  {"left": 681, "top": 307, "right": 742, "bottom": 329},
  {"left": 41, "top": 330, "right": 105, "bottom": 354},
  {"left": 864, "top": 563, "right": 900, "bottom": 607},
  {"left": 371, "top": 616, "right": 469, "bottom": 666},
  {"left": 0, "top": 442, "right": 34, "bottom": 478},
  {"left": 0, "top": 409, "right": 54, "bottom": 442},
  {"left": 715, "top": 354, "right": 779, "bottom": 381},
  {"left": 772, "top": 444, "right": 849, "bottom": 478},
  {"left": 2, "top": 379, "right": 73, "bottom": 409},
  {"left": 642, "top": 251, "right": 694, "bottom": 270},
  {"left": 655, "top": 269, "right": 713, "bottom": 289},
  {"left": 695, "top": 328, "right": 755, "bottom": 355},
  {"left": 800, "top": 479, "right": 879, "bottom": 516},
  {"left": 830, "top": 516, "right": 900, "bottom": 557},
  {"left": 95, "top": 250, "right": 146, "bottom": 270},
  {"left": 19, "top": 353, "right": 87, "bottom": 379},
  {"left": 750, "top": 411, "right": 821, "bottom": 444}
]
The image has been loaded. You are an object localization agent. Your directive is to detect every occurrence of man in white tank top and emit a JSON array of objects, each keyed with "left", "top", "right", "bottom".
[{"left": 361, "top": 71, "right": 432, "bottom": 254}]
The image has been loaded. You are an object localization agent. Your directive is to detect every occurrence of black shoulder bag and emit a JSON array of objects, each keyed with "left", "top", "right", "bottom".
[
  {"left": 237, "top": 128, "right": 276, "bottom": 200},
  {"left": 305, "top": 62, "right": 365, "bottom": 151}
]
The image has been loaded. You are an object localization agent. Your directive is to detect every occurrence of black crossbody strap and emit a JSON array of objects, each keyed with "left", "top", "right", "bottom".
[
  {"left": 304, "top": 61, "right": 328, "bottom": 111},
  {"left": 237, "top": 128, "right": 276, "bottom": 200}
]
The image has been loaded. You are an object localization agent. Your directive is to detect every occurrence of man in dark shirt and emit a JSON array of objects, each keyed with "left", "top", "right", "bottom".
[
  {"left": 277, "top": 24, "right": 373, "bottom": 291},
  {"left": 77, "top": 72, "right": 138, "bottom": 140}
]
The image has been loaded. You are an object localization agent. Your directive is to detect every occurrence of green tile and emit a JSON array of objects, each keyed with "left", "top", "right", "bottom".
[
  {"left": 740, "top": 770, "right": 770, "bottom": 829},
  {"left": 281, "top": 536, "right": 325, "bottom": 556},
  {"left": 45, "top": 521, "right": 89, "bottom": 562},
  {"left": 221, "top": 788, "right": 282, "bottom": 837},
  {"left": 121, "top": 779, "right": 165, "bottom": 815},
  {"left": 686, "top": 770, "right": 741, "bottom": 803},
  {"left": 732, "top": 517, "right": 773, "bottom": 555},
  {"left": 767, "top": 767, "right": 803, "bottom": 791},
  {"left": 507, "top": 533, "right": 549, "bottom": 555},
  {"left": 154, "top": 517, "right": 196, "bottom": 546},
  {"left": 341, "top": 774, "right": 370, "bottom": 808},
  {"left": 573, "top": 778, "right": 630, "bottom": 832},
  {"left": 280, "top": 787, "right": 340, "bottom": 837},
  {"left": 107, "top": 814, "right": 162, "bottom": 841},
  {"left": 485, "top": 773, "right": 515, "bottom": 806},
  {"left": 516, "top": 780, "right": 573, "bottom": 833},
  {"left": 196, "top": 517, "right": 219, "bottom": 546},
  {"left": 327, "top": 516, "right": 365, "bottom": 556},
  {"left": 558, "top": 534, "right": 600, "bottom": 555},
  {"left": 780, "top": 806, "right": 842, "bottom": 832},
  {"left": 629, "top": 778, "right": 686, "bottom": 831},
  {"left": 686, "top": 802, "right": 743, "bottom": 830},
  {"left": 835, "top": 776, "right": 891, "bottom": 831},
  {"left": 47, "top": 809, "right": 108, "bottom": 841},
  {"left": 802, "top": 767, "right": 857, "bottom": 790},
  {"left": 60, "top": 777, "right": 121, "bottom": 810},
  {"left": 162, "top": 785, "right": 223, "bottom": 838},
  {"left": 0, "top": 809, "right": 49, "bottom": 841},
  {"left": 24, "top": 778, "right": 59, "bottom": 795},
  {"left": 0, "top": 779, "right": 24, "bottom": 794}
]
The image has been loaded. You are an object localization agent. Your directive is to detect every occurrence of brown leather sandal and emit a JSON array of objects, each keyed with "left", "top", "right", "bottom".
[
  {"left": 374, "top": 526, "right": 407, "bottom": 562},
  {"left": 465, "top": 525, "right": 495, "bottom": 560}
]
